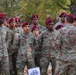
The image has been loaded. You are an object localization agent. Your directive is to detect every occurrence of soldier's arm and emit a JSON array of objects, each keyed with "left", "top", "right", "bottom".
[
  {"left": 6, "top": 30, "right": 14, "bottom": 48},
  {"left": 12, "top": 33, "right": 20, "bottom": 49},
  {"left": 55, "top": 30, "right": 62, "bottom": 50},
  {"left": 35, "top": 32, "right": 44, "bottom": 54}
]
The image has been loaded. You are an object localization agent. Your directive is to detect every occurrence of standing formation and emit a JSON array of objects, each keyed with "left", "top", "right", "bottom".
[{"left": 0, "top": 12, "right": 76, "bottom": 75}]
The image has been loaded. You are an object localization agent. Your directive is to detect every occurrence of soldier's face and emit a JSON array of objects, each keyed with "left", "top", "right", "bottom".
[
  {"left": 0, "top": 18, "right": 4, "bottom": 25},
  {"left": 46, "top": 22, "right": 54, "bottom": 31},
  {"left": 73, "top": 21, "right": 76, "bottom": 27},
  {"left": 32, "top": 29, "right": 39, "bottom": 35},
  {"left": 23, "top": 25, "right": 30, "bottom": 33},
  {"left": 9, "top": 21, "right": 16, "bottom": 28},
  {"left": 61, "top": 16, "right": 66, "bottom": 23},
  {"left": 3, "top": 20, "right": 8, "bottom": 27},
  {"left": 32, "top": 19, "right": 38, "bottom": 24}
]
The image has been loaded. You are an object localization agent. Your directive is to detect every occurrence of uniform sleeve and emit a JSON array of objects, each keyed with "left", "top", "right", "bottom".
[
  {"left": 55, "top": 30, "right": 62, "bottom": 50},
  {"left": 26, "top": 34, "right": 35, "bottom": 64},
  {"left": 12, "top": 33, "right": 20, "bottom": 49},
  {"left": 38, "top": 32, "right": 44, "bottom": 48},
  {"left": 6, "top": 30, "right": 14, "bottom": 49}
]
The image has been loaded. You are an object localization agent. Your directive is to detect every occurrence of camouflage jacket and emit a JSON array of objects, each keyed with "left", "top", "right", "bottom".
[
  {"left": 55, "top": 24, "right": 76, "bottom": 61},
  {"left": 38, "top": 29, "right": 56, "bottom": 58},
  {"left": 0, "top": 26, "right": 9, "bottom": 57},
  {"left": 13, "top": 31, "right": 36, "bottom": 60}
]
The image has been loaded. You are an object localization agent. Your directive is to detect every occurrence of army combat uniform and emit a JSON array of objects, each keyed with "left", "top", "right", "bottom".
[
  {"left": 0, "top": 26, "right": 10, "bottom": 75},
  {"left": 13, "top": 31, "right": 36, "bottom": 75},
  {"left": 55, "top": 24, "right": 76, "bottom": 75},
  {"left": 38, "top": 29, "right": 57, "bottom": 75}
]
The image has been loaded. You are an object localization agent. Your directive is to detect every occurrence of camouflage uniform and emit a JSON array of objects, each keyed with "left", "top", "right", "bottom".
[
  {"left": 38, "top": 29, "right": 57, "bottom": 75},
  {"left": 0, "top": 26, "right": 10, "bottom": 75},
  {"left": 13, "top": 31, "right": 36, "bottom": 75},
  {"left": 7, "top": 28, "right": 14, "bottom": 75},
  {"left": 12, "top": 27, "right": 23, "bottom": 75},
  {"left": 55, "top": 24, "right": 76, "bottom": 75},
  {"left": 14, "top": 27, "right": 23, "bottom": 34}
]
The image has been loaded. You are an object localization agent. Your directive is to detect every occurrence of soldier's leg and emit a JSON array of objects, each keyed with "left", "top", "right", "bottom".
[
  {"left": 50, "top": 57, "right": 56, "bottom": 75},
  {"left": 1, "top": 56, "right": 10, "bottom": 75},
  {"left": 16, "top": 59, "right": 26, "bottom": 75},
  {"left": 40, "top": 57, "right": 49, "bottom": 75},
  {"left": 55, "top": 60, "right": 70, "bottom": 75},
  {"left": 0, "top": 59, "right": 2, "bottom": 74},
  {"left": 67, "top": 63, "right": 76, "bottom": 75},
  {"left": 35, "top": 54, "right": 40, "bottom": 67},
  {"left": 27, "top": 58, "right": 35, "bottom": 69},
  {"left": 9, "top": 54, "right": 14, "bottom": 75},
  {"left": 12, "top": 51, "right": 18, "bottom": 75},
  {"left": 27, "top": 51, "right": 35, "bottom": 69}
]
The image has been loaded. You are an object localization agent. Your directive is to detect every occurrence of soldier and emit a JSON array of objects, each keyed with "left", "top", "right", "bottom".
[
  {"left": 0, "top": 12, "right": 10, "bottom": 75},
  {"left": 8, "top": 18, "right": 15, "bottom": 75},
  {"left": 14, "top": 18, "right": 23, "bottom": 34},
  {"left": 54, "top": 24, "right": 64, "bottom": 31},
  {"left": 31, "top": 14, "right": 45, "bottom": 33},
  {"left": 55, "top": 14, "right": 76, "bottom": 75},
  {"left": 13, "top": 22, "right": 36, "bottom": 75},
  {"left": 73, "top": 16, "right": 76, "bottom": 27},
  {"left": 38, "top": 18, "right": 56, "bottom": 75},
  {"left": 2, "top": 18, "right": 9, "bottom": 28},
  {"left": 31, "top": 25, "right": 40, "bottom": 37},
  {"left": 31, "top": 25, "right": 40, "bottom": 67},
  {"left": 12, "top": 18, "right": 23, "bottom": 75},
  {"left": 54, "top": 12, "right": 66, "bottom": 31}
]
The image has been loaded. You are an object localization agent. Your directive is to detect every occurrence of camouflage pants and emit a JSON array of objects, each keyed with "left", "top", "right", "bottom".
[
  {"left": 16, "top": 54, "right": 27, "bottom": 75},
  {"left": 35, "top": 54, "right": 40, "bottom": 67},
  {"left": 8, "top": 54, "right": 14, "bottom": 75},
  {"left": 50, "top": 57, "right": 56, "bottom": 75},
  {"left": 55, "top": 60, "right": 76, "bottom": 75},
  {"left": 40, "top": 57, "right": 50, "bottom": 75},
  {"left": 12, "top": 51, "right": 18, "bottom": 75},
  {"left": 0, "top": 56, "right": 10, "bottom": 75}
]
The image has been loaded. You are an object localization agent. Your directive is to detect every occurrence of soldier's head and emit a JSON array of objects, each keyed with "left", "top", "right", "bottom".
[
  {"left": 55, "top": 24, "right": 64, "bottom": 30},
  {"left": 8, "top": 18, "right": 16, "bottom": 29},
  {"left": 3, "top": 18, "right": 9, "bottom": 27},
  {"left": 45, "top": 18, "right": 54, "bottom": 31},
  {"left": 59, "top": 12, "right": 66, "bottom": 23},
  {"left": 22, "top": 22, "right": 30, "bottom": 34},
  {"left": 31, "top": 25, "right": 39, "bottom": 36},
  {"left": 31, "top": 14, "right": 38, "bottom": 25},
  {"left": 15, "top": 18, "right": 21, "bottom": 27},
  {"left": 73, "top": 16, "right": 76, "bottom": 27},
  {"left": 0, "top": 12, "right": 6, "bottom": 25},
  {"left": 65, "top": 14, "right": 74, "bottom": 24}
]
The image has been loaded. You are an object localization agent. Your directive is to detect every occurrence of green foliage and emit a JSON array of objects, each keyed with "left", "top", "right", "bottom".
[{"left": 0, "top": 0, "right": 75, "bottom": 25}]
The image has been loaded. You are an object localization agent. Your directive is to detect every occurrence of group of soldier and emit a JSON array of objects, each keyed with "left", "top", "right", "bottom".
[{"left": 0, "top": 11, "right": 76, "bottom": 75}]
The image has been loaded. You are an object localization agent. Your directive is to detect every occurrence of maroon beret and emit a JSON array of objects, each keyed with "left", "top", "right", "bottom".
[
  {"left": 22, "top": 22, "right": 30, "bottom": 27},
  {"left": 56, "top": 24, "right": 64, "bottom": 30},
  {"left": 8, "top": 18, "right": 15, "bottom": 24},
  {"left": 31, "top": 25, "right": 39, "bottom": 32},
  {"left": 31, "top": 14, "right": 38, "bottom": 20},
  {"left": 45, "top": 18, "right": 53, "bottom": 25},
  {"left": 59, "top": 12, "right": 66, "bottom": 17},
  {"left": 66, "top": 14, "right": 74, "bottom": 21},
  {"left": 0, "top": 12, "right": 6, "bottom": 19},
  {"left": 15, "top": 18, "right": 20, "bottom": 23},
  {"left": 74, "top": 16, "right": 76, "bottom": 21}
]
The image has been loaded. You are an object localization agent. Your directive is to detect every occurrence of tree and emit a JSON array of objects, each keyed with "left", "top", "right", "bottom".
[{"left": 0, "top": 0, "right": 76, "bottom": 25}]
